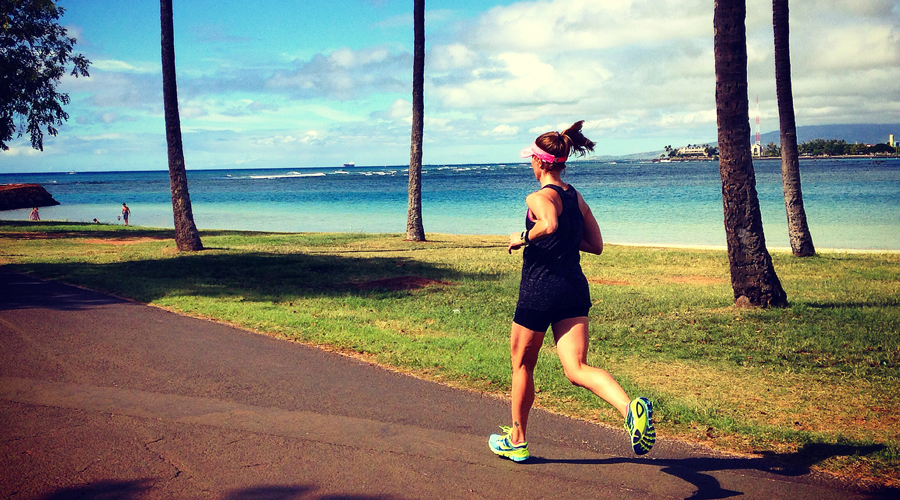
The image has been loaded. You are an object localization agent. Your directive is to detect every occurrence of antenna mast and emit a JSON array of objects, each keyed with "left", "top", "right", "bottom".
[{"left": 755, "top": 95, "right": 761, "bottom": 145}]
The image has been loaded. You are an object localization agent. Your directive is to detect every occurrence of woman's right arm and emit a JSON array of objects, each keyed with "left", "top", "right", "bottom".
[{"left": 577, "top": 193, "right": 603, "bottom": 255}]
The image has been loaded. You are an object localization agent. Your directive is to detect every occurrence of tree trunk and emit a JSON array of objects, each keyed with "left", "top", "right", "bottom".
[
  {"left": 406, "top": 0, "right": 426, "bottom": 242},
  {"left": 160, "top": 0, "right": 202, "bottom": 252},
  {"left": 773, "top": 0, "right": 814, "bottom": 257},
  {"left": 714, "top": 0, "right": 787, "bottom": 308}
]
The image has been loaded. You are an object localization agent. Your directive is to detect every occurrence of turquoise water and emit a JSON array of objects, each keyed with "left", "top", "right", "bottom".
[{"left": 3, "top": 158, "right": 899, "bottom": 250}]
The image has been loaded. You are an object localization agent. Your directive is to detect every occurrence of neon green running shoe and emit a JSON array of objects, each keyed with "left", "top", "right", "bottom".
[
  {"left": 624, "top": 397, "right": 656, "bottom": 455},
  {"left": 488, "top": 425, "right": 530, "bottom": 462}
]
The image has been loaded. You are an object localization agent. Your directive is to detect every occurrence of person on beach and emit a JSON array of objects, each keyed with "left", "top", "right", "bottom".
[
  {"left": 29, "top": 207, "right": 40, "bottom": 221},
  {"left": 121, "top": 203, "right": 130, "bottom": 226},
  {"left": 488, "top": 121, "right": 655, "bottom": 462}
]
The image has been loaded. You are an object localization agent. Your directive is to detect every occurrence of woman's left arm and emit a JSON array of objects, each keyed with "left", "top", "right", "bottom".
[
  {"left": 508, "top": 190, "right": 559, "bottom": 253},
  {"left": 577, "top": 192, "right": 603, "bottom": 255},
  {"left": 526, "top": 190, "right": 560, "bottom": 241}
]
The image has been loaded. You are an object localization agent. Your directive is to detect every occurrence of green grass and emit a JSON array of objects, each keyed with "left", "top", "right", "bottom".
[{"left": 2, "top": 221, "right": 898, "bottom": 487}]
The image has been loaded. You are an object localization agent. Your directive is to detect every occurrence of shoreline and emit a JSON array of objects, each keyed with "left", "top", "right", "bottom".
[
  {"left": 648, "top": 154, "right": 899, "bottom": 163},
  {"left": 610, "top": 241, "right": 900, "bottom": 254}
]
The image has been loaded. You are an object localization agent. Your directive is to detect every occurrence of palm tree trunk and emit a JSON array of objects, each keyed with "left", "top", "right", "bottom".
[
  {"left": 773, "top": 0, "right": 814, "bottom": 257},
  {"left": 714, "top": 0, "right": 787, "bottom": 307},
  {"left": 160, "top": 0, "right": 202, "bottom": 251},
  {"left": 406, "top": 0, "right": 426, "bottom": 242}
]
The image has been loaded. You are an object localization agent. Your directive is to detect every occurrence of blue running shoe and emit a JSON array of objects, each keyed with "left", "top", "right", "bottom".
[
  {"left": 624, "top": 397, "right": 656, "bottom": 455},
  {"left": 488, "top": 426, "right": 530, "bottom": 462}
]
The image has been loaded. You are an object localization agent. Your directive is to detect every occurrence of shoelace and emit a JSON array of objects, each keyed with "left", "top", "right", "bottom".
[{"left": 495, "top": 426, "right": 526, "bottom": 449}]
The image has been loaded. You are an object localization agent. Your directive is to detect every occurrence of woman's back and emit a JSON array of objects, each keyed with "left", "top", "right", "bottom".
[{"left": 517, "top": 184, "right": 589, "bottom": 311}]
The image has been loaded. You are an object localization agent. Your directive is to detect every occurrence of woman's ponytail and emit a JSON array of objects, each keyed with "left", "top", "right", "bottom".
[
  {"left": 534, "top": 120, "right": 596, "bottom": 169},
  {"left": 560, "top": 120, "right": 595, "bottom": 157}
]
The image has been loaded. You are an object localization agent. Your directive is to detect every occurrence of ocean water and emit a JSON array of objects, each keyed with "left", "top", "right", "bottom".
[{"left": 2, "top": 158, "right": 899, "bottom": 250}]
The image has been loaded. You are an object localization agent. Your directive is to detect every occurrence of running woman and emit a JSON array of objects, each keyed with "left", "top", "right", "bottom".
[{"left": 489, "top": 121, "right": 655, "bottom": 462}]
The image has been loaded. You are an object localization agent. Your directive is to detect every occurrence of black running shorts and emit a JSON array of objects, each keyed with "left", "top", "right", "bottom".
[{"left": 513, "top": 306, "right": 591, "bottom": 333}]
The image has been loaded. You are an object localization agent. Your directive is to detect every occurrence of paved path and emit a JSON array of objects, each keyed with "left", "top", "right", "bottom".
[{"left": 0, "top": 268, "right": 893, "bottom": 499}]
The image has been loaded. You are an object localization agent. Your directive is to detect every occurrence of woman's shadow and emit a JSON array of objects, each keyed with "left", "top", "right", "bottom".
[{"left": 525, "top": 442, "right": 894, "bottom": 500}]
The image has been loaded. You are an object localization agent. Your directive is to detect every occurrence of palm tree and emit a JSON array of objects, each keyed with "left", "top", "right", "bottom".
[
  {"left": 713, "top": 0, "right": 787, "bottom": 307},
  {"left": 406, "top": 0, "right": 426, "bottom": 242},
  {"left": 773, "top": 0, "right": 814, "bottom": 257},
  {"left": 160, "top": 0, "right": 202, "bottom": 251}
]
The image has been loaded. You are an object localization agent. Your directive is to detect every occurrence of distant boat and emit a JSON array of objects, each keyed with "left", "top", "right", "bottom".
[{"left": 343, "top": 162, "right": 355, "bottom": 167}]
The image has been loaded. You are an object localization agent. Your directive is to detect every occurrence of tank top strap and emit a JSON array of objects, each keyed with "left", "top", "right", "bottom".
[
  {"left": 541, "top": 184, "right": 564, "bottom": 194},
  {"left": 540, "top": 184, "right": 578, "bottom": 204}
]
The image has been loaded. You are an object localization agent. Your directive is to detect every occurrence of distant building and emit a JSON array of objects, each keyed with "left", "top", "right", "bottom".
[
  {"left": 677, "top": 145, "right": 708, "bottom": 157},
  {"left": 751, "top": 143, "right": 763, "bottom": 157}
]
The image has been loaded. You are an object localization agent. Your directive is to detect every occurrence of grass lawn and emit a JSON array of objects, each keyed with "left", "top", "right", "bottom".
[{"left": 2, "top": 221, "right": 898, "bottom": 487}]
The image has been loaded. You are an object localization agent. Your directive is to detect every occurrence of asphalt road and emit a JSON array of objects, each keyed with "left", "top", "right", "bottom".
[{"left": 0, "top": 267, "right": 894, "bottom": 500}]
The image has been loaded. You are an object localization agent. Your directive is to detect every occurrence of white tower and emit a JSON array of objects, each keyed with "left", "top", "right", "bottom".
[
  {"left": 751, "top": 95, "right": 763, "bottom": 157},
  {"left": 755, "top": 95, "right": 761, "bottom": 146}
]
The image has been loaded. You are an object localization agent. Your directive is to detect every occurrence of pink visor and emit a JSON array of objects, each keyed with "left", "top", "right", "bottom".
[{"left": 520, "top": 142, "right": 567, "bottom": 163}]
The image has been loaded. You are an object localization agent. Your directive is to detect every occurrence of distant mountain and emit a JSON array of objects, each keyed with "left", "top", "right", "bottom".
[
  {"left": 588, "top": 152, "right": 662, "bottom": 161},
  {"left": 604, "top": 123, "right": 900, "bottom": 160},
  {"left": 759, "top": 123, "right": 900, "bottom": 146}
]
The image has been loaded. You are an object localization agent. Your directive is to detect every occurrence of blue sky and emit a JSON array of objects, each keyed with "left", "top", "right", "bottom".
[{"left": 3, "top": 0, "right": 900, "bottom": 172}]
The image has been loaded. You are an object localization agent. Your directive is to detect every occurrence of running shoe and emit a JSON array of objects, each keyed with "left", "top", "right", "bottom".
[
  {"left": 624, "top": 397, "right": 656, "bottom": 455},
  {"left": 488, "top": 425, "right": 530, "bottom": 462}
]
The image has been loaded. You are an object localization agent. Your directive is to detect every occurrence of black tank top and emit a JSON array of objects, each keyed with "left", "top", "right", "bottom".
[{"left": 516, "top": 184, "right": 591, "bottom": 311}]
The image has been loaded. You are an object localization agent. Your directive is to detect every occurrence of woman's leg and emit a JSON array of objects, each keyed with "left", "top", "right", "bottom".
[
  {"left": 509, "top": 321, "right": 545, "bottom": 444},
  {"left": 552, "top": 316, "right": 631, "bottom": 418}
]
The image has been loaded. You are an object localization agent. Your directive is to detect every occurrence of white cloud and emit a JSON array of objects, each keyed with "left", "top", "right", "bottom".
[
  {"left": 743, "top": 0, "right": 900, "bottom": 127},
  {"left": 583, "top": 117, "right": 628, "bottom": 131},
  {"left": 487, "top": 124, "right": 520, "bottom": 136},
  {"left": 528, "top": 124, "right": 554, "bottom": 135},
  {"left": 0, "top": 145, "right": 43, "bottom": 157},
  {"left": 467, "top": 0, "right": 710, "bottom": 52},
  {"left": 387, "top": 99, "right": 412, "bottom": 121},
  {"left": 254, "top": 131, "right": 321, "bottom": 146},
  {"left": 371, "top": 98, "right": 412, "bottom": 125},
  {"left": 179, "top": 106, "right": 208, "bottom": 120},
  {"left": 425, "top": 116, "right": 452, "bottom": 131},
  {"left": 429, "top": 44, "right": 476, "bottom": 71},
  {"left": 65, "top": 71, "right": 162, "bottom": 111},
  {"left": 420, "top": 0, "right": 900, "bottom": 154},
  {"left": 422, "top": 0, "right": 720, "bottom": 149},
  {"left": 807, "top": 26, "right": 900, "bottom": 71},
  {"left": 90, "top": 59, "right": 159, "bottom": 74},
  {"left": 9, "top": 0, "right": 899, "bottom": 172},
  {"left": 266, "top": 46, "right": 411, "bottom": 100},
  {"left": 78, "top": 133, "right": 128, "bottom": 141},
  {"left": 658, "top": 109, "right": 718, "bottom": 127}
]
